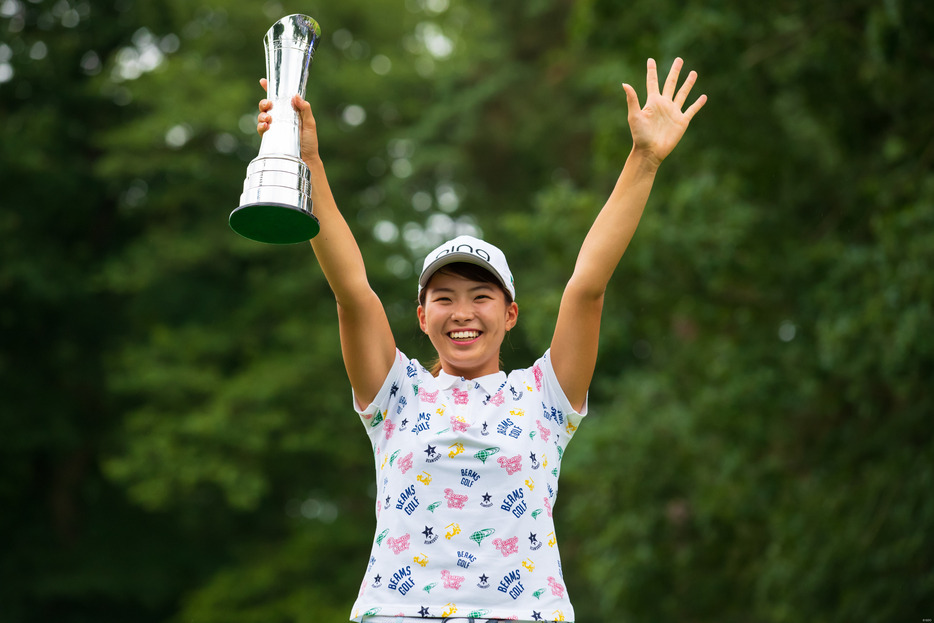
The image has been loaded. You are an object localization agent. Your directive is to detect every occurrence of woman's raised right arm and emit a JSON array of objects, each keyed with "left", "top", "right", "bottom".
[{"left": 258, "top": 84, "right": 396, "bottom": 406}]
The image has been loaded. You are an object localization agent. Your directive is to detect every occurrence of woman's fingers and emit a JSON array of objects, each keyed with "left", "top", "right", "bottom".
[
  {"left": 674, "top": 70, "right": 697, "bottom": 109},
  {"left": 683, "top": 93, "right": 708, "bottom": 121},
  {"left": 646, "top": 58, "right": 660, "bottom": 96},
  {"left": 257, "top": 82, "right": 273, "bottom": 136},
  {"left": 621, "top": 82, "right": 641, "bottom": 116},
  {"left": 662, "top": 57, "right": 683, "bottom": 100}
]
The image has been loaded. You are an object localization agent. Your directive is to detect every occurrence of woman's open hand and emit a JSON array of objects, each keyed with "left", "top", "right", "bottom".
[{"left": 622, "top": 57, "right": 707, "bottom": 166}]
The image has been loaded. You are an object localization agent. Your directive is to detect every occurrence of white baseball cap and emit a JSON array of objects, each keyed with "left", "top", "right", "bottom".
[{"left": 418, "top": 235, "right": 515, "bottom": 300}]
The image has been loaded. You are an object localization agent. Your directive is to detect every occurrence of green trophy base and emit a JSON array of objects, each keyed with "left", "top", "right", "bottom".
[{"left": 229, "top": 202, "right": 320, "bottom": 245}]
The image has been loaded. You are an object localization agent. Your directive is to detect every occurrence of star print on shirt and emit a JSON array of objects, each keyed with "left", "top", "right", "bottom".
[
  {"left": 419, "top": 606, "right": 430, "bottom": 617},
  {"left": 529, "top": 533, "right": 537, "bottom": 544},
  {"left": 423, "top": 526, "right": 434, "bottom": 539},
  {"left": 479, "top": 574, "right": 489, "bottom": 583},
  {"left": 532, "top": 611, "right": 542, "bottom": 621},
  {"left": 482, "top": 493, "right": 492, "bottom": 503},
  {"left": 425, "top": 444, "right": 437, "bottom": 457},
  {"left": 374, "top": 574, "right": 381, "bottom": 583}
]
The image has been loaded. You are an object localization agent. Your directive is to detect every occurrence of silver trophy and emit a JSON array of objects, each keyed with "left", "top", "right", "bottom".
[{"left": 229, "top": 15, "right": 322, "bottom": 244}]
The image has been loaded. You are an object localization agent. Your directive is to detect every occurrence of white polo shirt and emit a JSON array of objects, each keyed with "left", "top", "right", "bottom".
[{"left": 350, "top": 349, "right": 585, "bottom": 623}]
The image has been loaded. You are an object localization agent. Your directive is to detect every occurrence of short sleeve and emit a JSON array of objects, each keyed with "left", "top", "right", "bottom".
[
  {"left": 354, "top": 349, "right": 408, "bottom": 439},
  {"left": 538, "top": 348, "right": 588, "bottom": 432}
]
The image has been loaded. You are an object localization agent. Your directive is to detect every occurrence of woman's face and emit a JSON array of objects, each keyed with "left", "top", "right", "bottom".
[{"left": 417, "top": 270, "right": 518, "bottom": 379}]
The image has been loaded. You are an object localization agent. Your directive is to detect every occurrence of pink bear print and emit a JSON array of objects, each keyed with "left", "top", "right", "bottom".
[
  {"left": 533, "top": 364, "right": 544, "bottom": 392},
  {"left": 497, "top": 454, "right": 523, "bottom": 475},
  {"left": 450, "top": 415, "right": 469, "bottom": 433},
  {"left": 488, "top": 390, "right": 505, "bottom": 406},
  {"left": 547, "top": 576, "right": 566, "bottom": 598},
  {"left": 440, "top": 569, "right": 466, "bottom": 590},
  {"left": 384, "top": 418, "right": 396, "bottom": 439},
  {"left": 452, "top": 387, "right": 469, "bottom": 405},
  {"left": 444, "top": 488, "right": 468, "bottom": 509},
  {"left": 492, "top": 536, "right": 519, "bottom": 557},
  {"left": 387, "top": 534, "right": 411, "bottom": 555},
  {"left": 419, "top": 387, "right": 440, "bottom": 403},
  {"left": 536, "top": 420, "right": 551, "bottom": 442},
  {"left": 398, "top": 451, "right": 414, "bottom": 474}
]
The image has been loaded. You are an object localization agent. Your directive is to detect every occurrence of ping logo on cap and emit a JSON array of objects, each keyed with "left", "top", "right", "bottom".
[{"left": 433, "top": 242, "right": 492, "bottom": 263}]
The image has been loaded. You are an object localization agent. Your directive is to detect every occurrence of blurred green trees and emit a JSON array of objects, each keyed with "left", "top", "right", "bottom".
[{"left": 1, "top": 0, "right": 931, "bottom": 622}]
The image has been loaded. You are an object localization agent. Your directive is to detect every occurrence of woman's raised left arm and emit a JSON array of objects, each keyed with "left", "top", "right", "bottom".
[{"left": 551, "top": 57, "right": 707, "bottom": 411}]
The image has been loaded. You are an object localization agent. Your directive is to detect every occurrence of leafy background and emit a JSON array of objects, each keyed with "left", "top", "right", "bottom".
[{"left": 1, "top": 0, "right": 931, "bottom": 621}]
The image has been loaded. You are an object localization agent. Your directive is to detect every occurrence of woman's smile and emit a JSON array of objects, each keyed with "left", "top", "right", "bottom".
[{"left": 448, "top": 329, "right": 482, "bottom": 343}]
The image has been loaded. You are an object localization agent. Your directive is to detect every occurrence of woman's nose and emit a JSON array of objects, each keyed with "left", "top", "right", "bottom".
[{"left": 451, "top": 301, "right": 474, "bottom": 321}]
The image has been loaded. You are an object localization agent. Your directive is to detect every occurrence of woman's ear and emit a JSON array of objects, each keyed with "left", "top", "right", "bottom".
[
  {"left": 417, "top": 305, "right": 428, "bottom": 333},
  {"left": 505, "top": 301, "right": 519, "bottom": 331}
]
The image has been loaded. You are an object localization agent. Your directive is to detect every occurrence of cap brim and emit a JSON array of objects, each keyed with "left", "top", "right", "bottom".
[{"left": 418, "top": 253, "right": 510, "bottom": 295}]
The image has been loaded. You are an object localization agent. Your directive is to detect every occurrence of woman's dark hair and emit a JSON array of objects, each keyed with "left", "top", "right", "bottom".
[{"left": 419, "top": 262, "right": 514, "bottom": 376}]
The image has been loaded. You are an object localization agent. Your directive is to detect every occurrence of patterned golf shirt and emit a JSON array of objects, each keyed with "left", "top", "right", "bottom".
[{"left": 350, "top": 349, "right": 585, "bottom": 623}]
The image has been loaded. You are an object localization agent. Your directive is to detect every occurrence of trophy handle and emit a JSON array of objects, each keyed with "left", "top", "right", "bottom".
[{"left": 230, "top": 15, "right": 322, "bottom": 244}]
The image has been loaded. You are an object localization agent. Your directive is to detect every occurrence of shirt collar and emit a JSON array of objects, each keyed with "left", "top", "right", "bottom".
[{"left": 435, "top": 369, "right": 508, "bottom": 396}]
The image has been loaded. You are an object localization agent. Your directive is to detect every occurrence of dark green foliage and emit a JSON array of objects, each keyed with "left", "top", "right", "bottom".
[{"left": 1, "top": 0, "right": 930, "bottom": 621}]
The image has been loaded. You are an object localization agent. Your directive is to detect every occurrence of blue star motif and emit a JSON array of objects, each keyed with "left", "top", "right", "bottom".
[
  {"left": 532, "top": 612, "right": 542, "bottom": 621},
  {"left": 419, "top": 606, "right": 430, "bottom": 617}
]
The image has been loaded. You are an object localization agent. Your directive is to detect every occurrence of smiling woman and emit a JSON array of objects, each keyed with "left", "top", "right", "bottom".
[
  {"left": 416, "top": 249, "right": 518, "bottom": 378},
  {"left": 255, "top": 54, "right": 706, "bottom": 622}
]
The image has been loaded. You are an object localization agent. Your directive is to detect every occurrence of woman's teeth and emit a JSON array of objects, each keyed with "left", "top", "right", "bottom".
[{"left": 450, "top": 330, "right": 480, "bottom": 340}]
